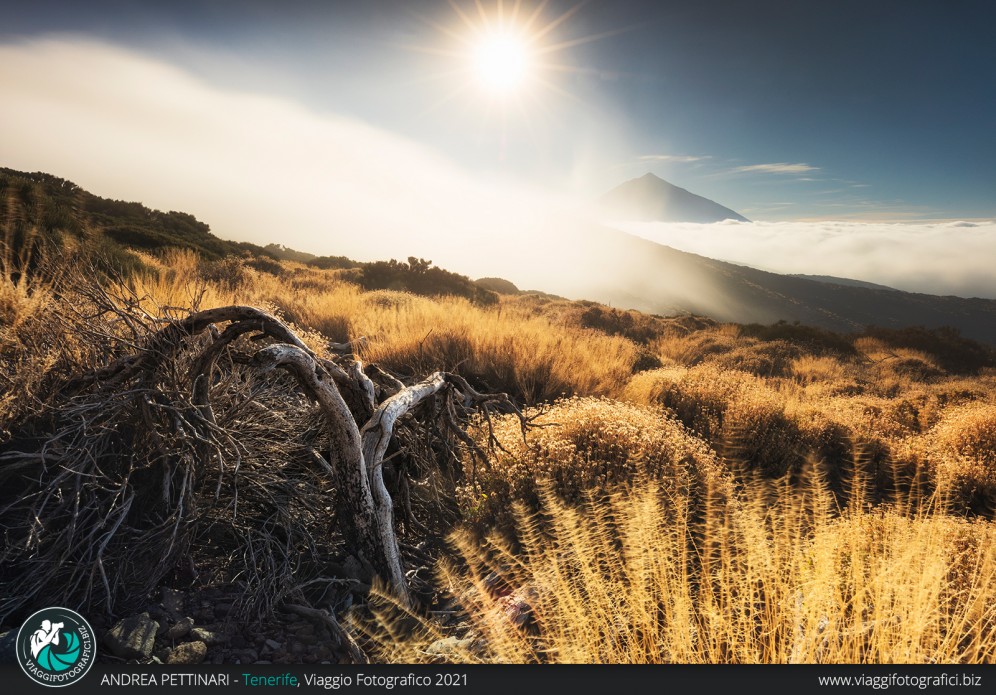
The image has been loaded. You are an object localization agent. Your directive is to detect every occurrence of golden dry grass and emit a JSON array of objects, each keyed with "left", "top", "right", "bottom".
[
  {"left": 3, "top": 248, "right": 995, "bottom": 663},
  {"left": 368, "top": 475, "right": 996, "bottom": 664},
  {"left": 119, "top": 251, "right": 639, "bottom": 404}
]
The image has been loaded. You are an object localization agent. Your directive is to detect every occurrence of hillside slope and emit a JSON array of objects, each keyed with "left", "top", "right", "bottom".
[
  {"left": 0, "top": 167, "right": 270, "bottom": 261},
  {"left": 559, "top": 224, "right": 996, "bottom": 346}
]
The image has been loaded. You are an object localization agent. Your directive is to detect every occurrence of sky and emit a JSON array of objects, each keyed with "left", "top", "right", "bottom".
[
  {"left": 2, "top": 0, "right": 994, "bottom": 221},
  {"left": 0, "top": 1, "right": 994, "bottom": 298}
]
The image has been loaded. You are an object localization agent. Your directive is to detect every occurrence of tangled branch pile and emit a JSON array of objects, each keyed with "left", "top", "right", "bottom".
[{"left": 0, "top": 275, "right": 521, "bottom": 626}]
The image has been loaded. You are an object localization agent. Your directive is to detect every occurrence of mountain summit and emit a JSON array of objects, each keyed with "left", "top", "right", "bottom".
[{"left": 600, "top": 173, "right": 749, "bottom": 223}]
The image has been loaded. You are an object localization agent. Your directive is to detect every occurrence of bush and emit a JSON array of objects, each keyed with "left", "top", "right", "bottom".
[
  {"left": 307, "top": 255, "right": 360, "bottom": 270},
  {"left": 457, "top": 397, "right": 725, "bottom": 529},
  {"left": 861, "top": 326, "right": 995, "bottom": 375},
  {"left": 929, "top": 403, "right": 996, "bottom": 512},
  {"left": 741, "top": 321, "right": 858, "bottom": 357},
  {"left": 359, "top": 258, "right": 498, "bottom": 306}
]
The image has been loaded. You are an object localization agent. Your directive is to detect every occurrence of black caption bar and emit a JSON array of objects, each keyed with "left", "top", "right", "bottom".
[{"left": 0, "top": 664, "right": 990, "bottom": 694}]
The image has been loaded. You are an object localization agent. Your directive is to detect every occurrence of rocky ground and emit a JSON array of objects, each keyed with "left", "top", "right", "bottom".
[{"left": 0, "top": 550, "right": 535, "bottom": 666}]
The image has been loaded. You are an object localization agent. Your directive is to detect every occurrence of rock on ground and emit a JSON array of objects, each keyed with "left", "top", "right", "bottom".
[
  {"left": 165, "top": 617, "right": 194, "bottom": 641},
  {"left": 190, "top": 627, "right": 228, "bottom": 646},
  {"left": 166, "top": 640, "right": 207, "bottom": 665},
  {"left": 104, "top": 613, "right": 160, "bottom": 659}
]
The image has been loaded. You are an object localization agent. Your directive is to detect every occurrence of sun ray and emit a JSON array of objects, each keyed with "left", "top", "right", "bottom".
[
  {"left": 519, "top": 0, "right": 552, "bottom": 35},
  {"left": 410, "top": 10, "right": 477, "bottom": 47},
  {"left": 446, "top": 0, "right": 480, "bottom": 34},
  {"left": 473, "top": 0, "right": 493, "bottom": 31},
  {"left": 534, "top": 25, "right": 639, "bottom": 55},
  {"left": 528, "top": 1, "right": 588, "bottom": 43}
]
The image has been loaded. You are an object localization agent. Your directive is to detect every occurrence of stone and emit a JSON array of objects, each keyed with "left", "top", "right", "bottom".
[
  {"left": 264, "top": 638, "right": 282, "bottom": 651},
  {"left": 190, "top": 627, "right": 228, "bottom": 646},
  {"left": 104, "top": 613, "right": 160, "bottom": 659},
  {"left": 425, "top": 636, "right": 477, "bottom": 658},
  {"left": 166, "top": 641, "right": 207, "bottom": 665},
  {"left": 165, "top": 617, "right": 194, "bottom": 641}
]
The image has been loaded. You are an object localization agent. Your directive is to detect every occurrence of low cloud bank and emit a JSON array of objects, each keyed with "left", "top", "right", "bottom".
[{"left": 615, "top": 220, "right": 996, "bottom": 299}]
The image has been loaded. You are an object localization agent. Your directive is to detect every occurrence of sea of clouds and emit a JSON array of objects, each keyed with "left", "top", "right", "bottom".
[{"left": 614, "top": 220, "right": 996, "bottom": 299}]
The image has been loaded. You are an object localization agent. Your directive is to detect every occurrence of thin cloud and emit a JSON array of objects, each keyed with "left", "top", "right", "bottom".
[
  {"left": 730, "top": 162, "right": 819, "bottom": 175},
  {"left": 638, "top": 154, "right": 711, "bottom": 163}
]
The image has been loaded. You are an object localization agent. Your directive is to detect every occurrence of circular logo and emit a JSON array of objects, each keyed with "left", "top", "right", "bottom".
[{"left": 16, "top": 607, "right": 95, "bottom": 687}]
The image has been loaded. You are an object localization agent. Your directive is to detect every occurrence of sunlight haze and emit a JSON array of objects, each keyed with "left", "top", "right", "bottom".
[{"left": 0, "top": 1, "right": 993, "bottom": 302}]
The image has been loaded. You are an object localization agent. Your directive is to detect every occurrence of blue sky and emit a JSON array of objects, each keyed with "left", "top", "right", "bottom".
[{"left": 2, "top": 0, "right": 994, "bottom": 221}]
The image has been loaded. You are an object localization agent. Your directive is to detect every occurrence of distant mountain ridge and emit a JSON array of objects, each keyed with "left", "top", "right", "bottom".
[
  {"left": 600, "top": 173, "right": 749, "bottom": 223},
  {"left": 791, "top": 274, "right": 900, "bottom": 292}
]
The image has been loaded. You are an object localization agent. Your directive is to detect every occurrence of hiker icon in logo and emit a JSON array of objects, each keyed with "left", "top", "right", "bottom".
[{"left": 17, "top": 607, "right": 95, "bottom": 687}]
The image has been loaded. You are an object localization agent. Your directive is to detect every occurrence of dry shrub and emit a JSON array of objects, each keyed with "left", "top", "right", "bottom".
[
  {"left": 791, "top": 354, "right": 849, "bottom": 385},
  {"left": 623, "top": 366, "right": 803, "bottom": 475},
  {"left": 0, "top": 253, "right": 111, "bottom": 435},
  {"left": 622, "top": 366, "right": 733, "bottom": 439},
  {"left": 721, "top": 398, "right": 805, "bottom": 477},
  {"left": 708, "top": 339, "right": 803, "bottom": 378},
  {"left": 860, "top": 325, "right": 995, "bottom": 375},
  {"left": 456, "top": 397, "right": 725, "bottom": 528},
  {"left": 654, "top": 323, "right": 741, "bottom": 366},
  {"left": 0, "top": 278, "right": 348, "bottom": 624},
  {"left": 928, "top": 403, "right": 996, "bottom": 511},
  {"left": 881, "top": 355, "right": 945, "bottom": 383},
  {"left": 570, "top": 304, "right": 670, "bottom": 344},
  {"left": 856, "top": 337, "right": 946, "bottom": 394}
]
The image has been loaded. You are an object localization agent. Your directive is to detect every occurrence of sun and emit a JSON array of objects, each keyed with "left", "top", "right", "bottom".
[
  {"left": 404, "top": 0, "right": 623, "bottom": 144},
  {"left": 473, "top": 32, "right": 530, "bottom": 94}
]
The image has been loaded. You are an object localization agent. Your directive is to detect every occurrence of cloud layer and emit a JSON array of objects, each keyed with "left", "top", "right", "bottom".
[{"left": 616, "top": 219, "right": 996, "bottom": 299}]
